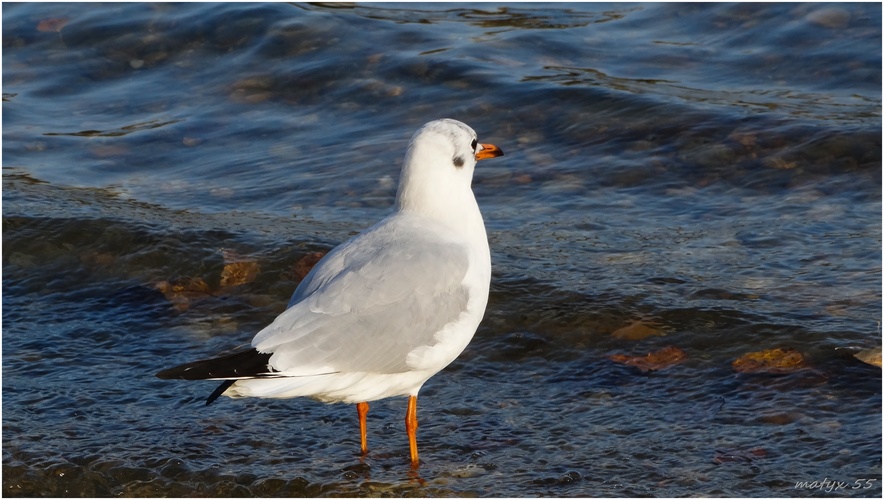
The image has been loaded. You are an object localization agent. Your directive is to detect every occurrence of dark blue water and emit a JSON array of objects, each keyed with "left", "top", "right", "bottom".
[{"left": 3, "top": 2, "right": 881, "bottom": 497}]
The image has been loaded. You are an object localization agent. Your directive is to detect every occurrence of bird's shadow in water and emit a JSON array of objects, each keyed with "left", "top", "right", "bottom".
[{"left": 343, "top": 453, "right": 426, "bottom": 486}]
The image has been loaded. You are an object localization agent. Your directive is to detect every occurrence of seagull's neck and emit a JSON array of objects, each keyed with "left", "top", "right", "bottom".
[
  {"left": 394, "top": 192, "right": 491, "bottom": 305},
  {"left": 394, "top": 169, "right": 488, "bottom": 264},
  {"left": 395, "top": 187, "right": 486, "bottom": 237}
]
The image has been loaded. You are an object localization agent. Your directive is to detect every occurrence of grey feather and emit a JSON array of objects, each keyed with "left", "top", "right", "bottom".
[{"left": 253, "top": 213, "right": 471, "bottom": 374}]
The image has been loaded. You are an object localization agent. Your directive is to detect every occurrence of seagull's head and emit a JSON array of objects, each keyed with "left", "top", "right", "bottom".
[{"left": 395, "top": 119, "right": 503, "bottom": 217}]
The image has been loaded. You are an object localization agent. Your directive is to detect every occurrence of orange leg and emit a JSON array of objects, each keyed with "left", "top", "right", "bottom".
[
  {"left": 406, "top": 395, "right": 419, "bottom": 467},
  {"left": 357, "top": 402, "right": 369, "bottom": 455}
]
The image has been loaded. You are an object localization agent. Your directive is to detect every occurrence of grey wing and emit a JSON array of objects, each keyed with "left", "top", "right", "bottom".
[{"left": 252, "top": 220, "right": 471, "bottom": 374}]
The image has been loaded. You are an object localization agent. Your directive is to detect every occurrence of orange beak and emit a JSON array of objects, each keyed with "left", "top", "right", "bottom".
[{"left": 475, "top": 143, "right": 504, "bottom": 161}]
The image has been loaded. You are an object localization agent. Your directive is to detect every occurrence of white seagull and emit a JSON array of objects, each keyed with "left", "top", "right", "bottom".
[{"left": 156, "top": 119, "right": 504, "bottom": 466}]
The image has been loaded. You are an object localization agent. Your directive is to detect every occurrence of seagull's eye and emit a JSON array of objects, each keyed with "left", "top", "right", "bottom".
[{"left": 471, "top": 139, "right": 478, "bottom": 151}]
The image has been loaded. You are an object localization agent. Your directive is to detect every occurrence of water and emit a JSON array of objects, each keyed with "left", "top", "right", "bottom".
[{"left": 3, "top": 2, "right": 881, "bottom": 497}]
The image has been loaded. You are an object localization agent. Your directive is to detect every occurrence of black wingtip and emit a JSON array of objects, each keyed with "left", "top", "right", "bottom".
[
  {"left": 206, "top": 380, "right": 236, "bottom": 406},
  {"left": 155, "top": 349, "right": 273, "bottom": 380},
  {"left": 155, "top": 366, "right": 183, "bottom": 379},
  {"left": 156, "top": 349, "right": 274, "bottom": 406}
]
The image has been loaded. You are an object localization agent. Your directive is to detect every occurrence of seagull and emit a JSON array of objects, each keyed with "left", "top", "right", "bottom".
[{"left": 156, "top": 118, "right": 504, "bottom": 467}]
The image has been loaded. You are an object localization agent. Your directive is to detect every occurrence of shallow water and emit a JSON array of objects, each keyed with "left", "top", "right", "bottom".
[{"left": 3, "top": 2, "right": 882, "bottom": 497}]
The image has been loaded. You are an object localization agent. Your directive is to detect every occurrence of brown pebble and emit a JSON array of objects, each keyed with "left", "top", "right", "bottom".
[
  {"left": 611, "top": 320, "right": 663, "bottom": 341},
  {"left": 293, "top": 252, "right": 326, "bottom": 281}
]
